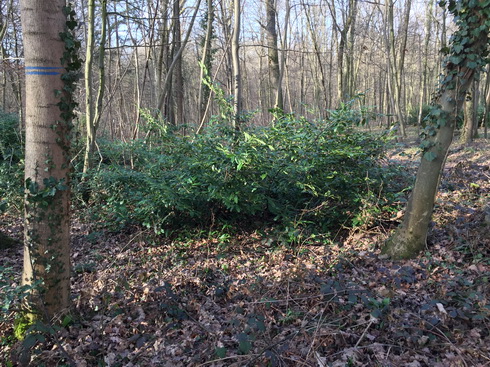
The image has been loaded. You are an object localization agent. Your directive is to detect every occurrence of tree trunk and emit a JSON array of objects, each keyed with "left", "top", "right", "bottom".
[
  {"left": 345, "top": 0, "right": 358, "bottom": 99},
  {"left": 218, "top": 0, "right": 233, "bottom": 95},
  {"left": 396, "top": 0, "right": 412, "bottom": 124},
  {"left": 383, "top": 6, "right": 489, "bottom": 259},
  {"left": 198, "top": 0, "right": 214, "bottom": 125},
  {"left": 417, "top": 0, "right": 433, "bottom": 127},
  {"left": 383, "top": 0, "right": 407, "bottom": 138},
  {"left": 265, "top": 0, "right": 282, "bottom": 110},
  {"left": 277, "top": 0, "right": 290, "bottom": 111},
  {"left": 9, "top": 8, "right": 24, "bottom": 124},
  {"left": 461, "top": 81, "right": 476, "bottom": 144},
  {"left": 327, "top": 0, "right": 356, "bottom": 104},
  {"left": 172, "top": 0, "right": 184, "bottom": 125},
  {"left": 0, "top": 0, "right": 11, "bottom": 112},
  {"left": 21, "top": 0, "right": 75, "bottom": 318},
  {"left": 154, "top": 0, "right": 170, "bottom": 103},
  {"left": 83, "top": 0, "right": 107, "bottom": 175},
  {"left": 483, "top": 64, "right": 490, "bottom": 139},
  {"left": 156, "top": 0, "right": 201, "bottom": 117},
  {"left": 472, "top": 78, "right": 480, "bottom": 138},
  {"left": 303, "top": 3, "right": 328, "bottom": 116},
  {"left": 231, "top": 0, "right": 241, "bottom": 129},
  {"left": 83, "top": 0, "right": 95, "bottom": 171}
]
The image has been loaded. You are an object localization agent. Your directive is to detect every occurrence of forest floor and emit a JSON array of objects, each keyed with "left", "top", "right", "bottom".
[{"left": 1, "top": 136, "right": 489, "bottom": 367}]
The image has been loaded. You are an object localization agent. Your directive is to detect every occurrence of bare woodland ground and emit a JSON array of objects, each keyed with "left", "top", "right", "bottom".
[{"left": 1, "top": 135, "right": 489, "bottom": 367}]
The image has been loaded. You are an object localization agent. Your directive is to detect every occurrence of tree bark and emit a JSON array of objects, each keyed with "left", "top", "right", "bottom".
[
  {"left": 265, "top": 0, "right": 282, "bottom": 110},
  {"left": 156, "top": 0, "right": 201, "bottom": 117},
  {"left": 83, "top": 0, "right": 107, "bottom": 175},
  {"left": 396, "top": 0, "right": 412, "bottom": 123},
  {"left": 277, "top": 0, "right": 290, "bottom": 111},
  {"left": 383, "top": 6, "right": 489, "bottom": 259},
  {"left": 345, "top": 0, "right": 358, "bottom": 99},
  {"left": 231, "top": 0, "right": 241, "bottom": 129},
  {"left": 327, "top": 0, "right": 356, "bottom": 104},
  {"left": 417, "top": 0, "right": 433, "bottom": 127},
  {"left": 303, "top": 3, "right": 328, "bottom": 116},
  {"left": 198, "top": 0, "right": 214, "bottom": 125},
  {"left": 21, "top": 0, "right": 73, "bottom": 318},
  {"left": 172, "top": 0, "right": 184, "bottom": 125},
  {"left": 483, "top": 64, "right": 490, "bottom": 139},
  {"left": 382, "top": 0, "right": 408, "bottom": 138},
  {"left": 461, "top": 81, "right": 476, "bottom": 144},
  {"left": 83, "top": 0, "right": 95, "bottom": 170},
  {"left": 217, "top": 0, "right": 233, "bottom": 94}
]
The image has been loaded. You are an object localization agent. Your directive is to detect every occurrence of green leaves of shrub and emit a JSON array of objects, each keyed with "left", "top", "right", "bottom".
[
  {"left": 0, "top": 111, "right": 24, "bottom": 213},
  {"left": 85, "top": 113, "right": 397, "bottom": 235}
]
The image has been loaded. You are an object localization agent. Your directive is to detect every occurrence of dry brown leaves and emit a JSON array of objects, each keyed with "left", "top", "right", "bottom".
[{"left": 1, "top": 138, "right": 489, "bottom": 367}]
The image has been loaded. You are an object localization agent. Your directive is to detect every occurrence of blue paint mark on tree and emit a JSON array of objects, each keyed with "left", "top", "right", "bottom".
[{"left": 25, "top": 66, "right": 64, "bottom": 75}]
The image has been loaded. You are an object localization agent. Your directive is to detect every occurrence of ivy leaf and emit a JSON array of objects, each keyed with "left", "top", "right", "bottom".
[
  {"left": 419, "top": 140, "right": 430, "bottom": 148},
  {"left": 239, "top": 340, "right": 252, "bottom": 354},
  {"left": 215, "top": 347, "right": 227, "bottom": 358},
  {"left": 424, "top": 151, "right": 437, "bottom": 162},
  {"left": 66, "top": 20, "right": 77, "bottom": 30},
  {"left": 450, "top": 55, "right": 463, "bottom": 65},
  {"left": 453, "top": 44, "right": 464, "bottom": 54},
  {"left": 237, "top": 333, "right": 252, "bottom": 354}
]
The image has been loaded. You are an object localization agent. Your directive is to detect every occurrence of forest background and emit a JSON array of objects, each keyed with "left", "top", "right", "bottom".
[
  {"left": 1, "top": 0, "right": 488, "bottom": 134},
  {"left": 0, "top": 0, "right": 489, "bottom": 366}
]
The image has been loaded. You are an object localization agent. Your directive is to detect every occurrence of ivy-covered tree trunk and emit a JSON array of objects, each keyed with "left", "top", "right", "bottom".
[
  {"left": 383, "top": 1, "right": 489, "bottom": 259},
  {"left": 21, "top": 1, "right": 77, "bottom": 319}
]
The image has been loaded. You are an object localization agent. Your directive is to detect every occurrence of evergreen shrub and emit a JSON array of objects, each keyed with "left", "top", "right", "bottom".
[
  {"left": 85, "top": 110, "right": 401, "bottom": 234},
  {"left": 0, "top": 111, "right": 23, "bottom": 213}
]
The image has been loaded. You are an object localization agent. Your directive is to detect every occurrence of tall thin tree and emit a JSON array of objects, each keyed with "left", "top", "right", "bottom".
[
  {"left": 231, "top": 0, "right": 241, "bottom": 129},
  {"left": 417, "top": 0, "right": 433, "bottom": 127},
  {"left": 198, "top": 0, "right": 215, "bottom": 125},
  {"left": 265, "top": 0, "right": 282, "bottom": 110},
  {"left": 83, "top": 0, "right": 107, "bottom": 175}
]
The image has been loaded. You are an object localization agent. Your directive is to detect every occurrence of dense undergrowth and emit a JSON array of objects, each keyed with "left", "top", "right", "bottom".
[
  {"left": 0, "top": 104, "right": 405, "bottom": 238},
  {"left": 81, "top": 112, "right": 403, "bottom": 237}
]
